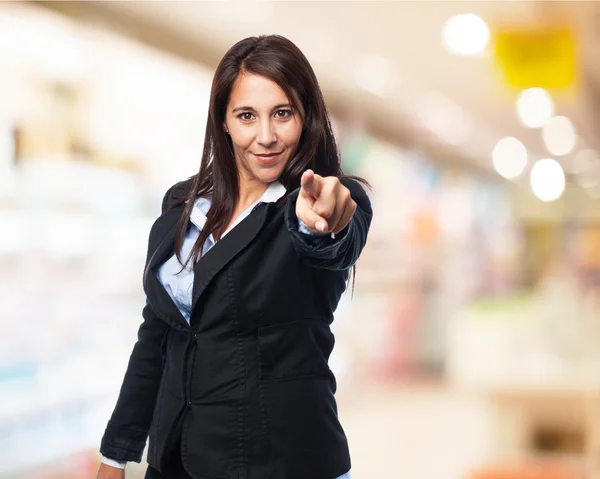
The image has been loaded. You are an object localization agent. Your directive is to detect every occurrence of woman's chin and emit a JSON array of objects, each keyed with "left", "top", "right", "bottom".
[
  {"left": 255, "top": 167, "right": 284, "bottom": 184},
  {"left": 258, "top": 178, "right": 279, "bottom": 186}
]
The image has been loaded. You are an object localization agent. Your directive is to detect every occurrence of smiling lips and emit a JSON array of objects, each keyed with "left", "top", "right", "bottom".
[{"left": 253, "top": 151, "right": 284, "bottom": 164}]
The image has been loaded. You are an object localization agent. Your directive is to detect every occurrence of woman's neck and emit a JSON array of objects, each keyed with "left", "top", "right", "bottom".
[
  {"left": 217, "top": 179, "right": 268, "bottom": 236},
  {"left": 217, "top": 179, "right": 268, "bottom": 238},
  {"left": 236, "top": 178, "right": 269, "bottom": 212}
]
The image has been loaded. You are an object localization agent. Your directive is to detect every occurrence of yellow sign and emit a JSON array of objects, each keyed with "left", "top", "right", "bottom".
[{"left": 494, "top": 26, "right": 577, "bottom": 89}]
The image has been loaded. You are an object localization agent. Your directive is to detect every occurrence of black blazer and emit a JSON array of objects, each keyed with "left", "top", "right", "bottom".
[{"left": 100, "top": 177, "right": 372, "bottom": 479}]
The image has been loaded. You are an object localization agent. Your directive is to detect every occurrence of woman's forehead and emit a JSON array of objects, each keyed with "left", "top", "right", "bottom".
[{"left": 229, "top": 73, "right": 293, "bottom": 109}]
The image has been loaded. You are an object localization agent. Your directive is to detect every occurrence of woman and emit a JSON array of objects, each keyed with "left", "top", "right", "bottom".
[{"left": 96, "top": 34, "right": 372, "bottom": 479}]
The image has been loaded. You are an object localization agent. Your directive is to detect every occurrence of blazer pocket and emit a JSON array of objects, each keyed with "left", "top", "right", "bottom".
[{"left": 258, "top": 320, "right": 334, "bottom": 381}]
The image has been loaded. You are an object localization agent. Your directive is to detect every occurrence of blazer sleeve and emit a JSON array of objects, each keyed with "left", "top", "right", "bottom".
[
  {"left": 284, "top": 177, "right": 373, "bottom": 270},
  {"left": 99, "top": 187, "right": 174, "bottom": 462}
]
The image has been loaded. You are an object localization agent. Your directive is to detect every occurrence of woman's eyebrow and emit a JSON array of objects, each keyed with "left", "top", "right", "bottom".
[{"left": 231, "top": 103, "right": 292, "bottom": 113}]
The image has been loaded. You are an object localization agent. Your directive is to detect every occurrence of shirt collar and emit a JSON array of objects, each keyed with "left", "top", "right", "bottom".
[
  {"left": 258, "top": 181, "right": 287, "bottom": 204},
  {"left": 189, "top": 181, "right": 287, "bottom": 230}
]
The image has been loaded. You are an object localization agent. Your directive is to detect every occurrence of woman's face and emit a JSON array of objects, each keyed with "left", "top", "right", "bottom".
[{"left": 224, "top": 73, "right": 304, "bottom": 185}]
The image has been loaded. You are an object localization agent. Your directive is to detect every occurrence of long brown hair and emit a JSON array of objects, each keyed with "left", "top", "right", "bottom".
[{"left": 171, "top": 34, "right": 368, "bottom": 271}]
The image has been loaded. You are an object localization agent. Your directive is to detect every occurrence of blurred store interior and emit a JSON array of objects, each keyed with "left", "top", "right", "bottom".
[{"left": 2, "top": 1, "right": 600, "bottom": 478}]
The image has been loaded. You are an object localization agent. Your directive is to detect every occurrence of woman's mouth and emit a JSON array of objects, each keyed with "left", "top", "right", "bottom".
[{"left": 253, "top": 152, "right": 284, "bottom": 164}]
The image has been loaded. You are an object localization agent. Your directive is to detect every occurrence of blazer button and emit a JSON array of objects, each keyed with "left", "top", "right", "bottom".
[{"left": 187, "top": 401, "right": 192, "bottom": 407}]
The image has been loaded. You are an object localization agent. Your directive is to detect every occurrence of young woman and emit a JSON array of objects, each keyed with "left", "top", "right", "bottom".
[{"left": 96, "top": 34, "right": 372, "bottom": 479}]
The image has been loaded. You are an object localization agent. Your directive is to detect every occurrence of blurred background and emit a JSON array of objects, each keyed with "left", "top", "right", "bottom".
[{"left": 2, "top": 1, "right": 600, "bottom": 478}]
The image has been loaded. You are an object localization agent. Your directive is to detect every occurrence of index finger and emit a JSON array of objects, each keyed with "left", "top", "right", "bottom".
[{"left": 300, "top": 170, "right": 322, "bottom": 198}]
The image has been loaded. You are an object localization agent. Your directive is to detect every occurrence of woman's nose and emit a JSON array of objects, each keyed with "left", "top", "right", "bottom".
[{"left": 257, "top": 120, "right": 277, "bottom": 146}]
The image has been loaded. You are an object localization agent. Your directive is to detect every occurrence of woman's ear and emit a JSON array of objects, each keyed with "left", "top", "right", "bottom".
[{"left": 223, "top": 122, "right": 229, "bottom": 135}]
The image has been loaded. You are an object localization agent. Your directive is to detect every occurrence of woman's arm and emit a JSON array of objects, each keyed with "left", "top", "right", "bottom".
[
  {"left": 99, "top": 300, "right": 169, "bottom": 462},
  {"left": 99, "top": 184, "right": 177, "bottom": 463},
  {"left": 285, "top": 176, "right": 373, "bottom": 270}
]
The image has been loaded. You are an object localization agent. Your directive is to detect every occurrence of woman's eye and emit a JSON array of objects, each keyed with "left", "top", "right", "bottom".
[
  {"left": 275, "top": 109, "right": 291, "bottom": 119},
  {"left": 238, "top": 112, "right": 254, "bottom": 121}
]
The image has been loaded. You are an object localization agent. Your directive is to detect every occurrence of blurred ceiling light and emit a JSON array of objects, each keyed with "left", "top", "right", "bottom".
[
  {"left": 530, "top": 158, "right": 565, "bottom": 202},
  {"left": 442, "top": 13, "right": 490, "bottom": 56},
  {"left": 542, "top": 115, "right": 576, "bottom": 156},
  {"left": 417, "top": 91, "right": 473, "bottom": 146},
  {"left": 492, "top": 136, "right": 528, "bottom": 179},
  {"left": 353, "top": 53, "right": 396, "bottom": 97},
  {"left": 516, "top": 88, "right": 554, "bottom": 128}
]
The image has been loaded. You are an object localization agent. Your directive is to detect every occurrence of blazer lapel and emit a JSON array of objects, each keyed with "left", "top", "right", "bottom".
[
  {"left": 142, "top": 206, "right": 191, "bottom": 331},
  {"left": 143, "top": 207, "right": 182, "bottom": 283},
  {"left": 191, "top": 201, "right": 272, "bottom": 312}
]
